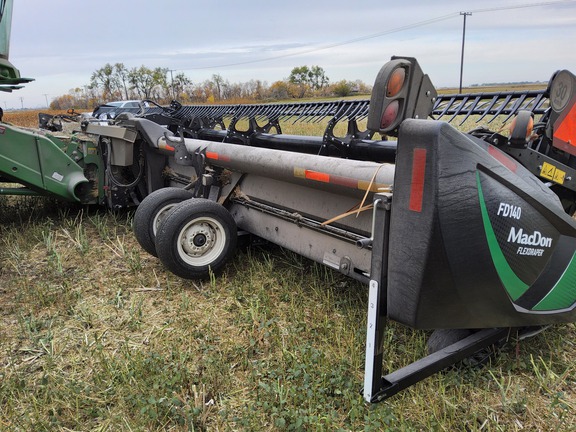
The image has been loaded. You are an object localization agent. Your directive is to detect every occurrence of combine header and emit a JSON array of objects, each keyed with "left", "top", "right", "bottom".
[
  {"left": 129, "top": 58, "right": 576, "bottom": 402},
  {"left": 2, "top": 0, "right": 576, "bottom": 401}
]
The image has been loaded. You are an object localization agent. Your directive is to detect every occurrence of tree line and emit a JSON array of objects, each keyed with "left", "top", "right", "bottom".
[{"left": 49, "top": 63, "right": 371, "bottom": 110}]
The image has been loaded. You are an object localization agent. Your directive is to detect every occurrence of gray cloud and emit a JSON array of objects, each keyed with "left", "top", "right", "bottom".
[{"left": 5, "top": 0, "right": 576, "bottom": 108}]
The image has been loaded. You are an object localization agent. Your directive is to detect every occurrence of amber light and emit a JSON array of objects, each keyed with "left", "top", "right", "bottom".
[
  {"left": 527, "top": 116, "right": 534, "bottom": 138},
  {"left": 380, "top": 100, "right": 399, "bottom": 129},
  {"left": 386, "top": 67, "right": 406, "bottom": 97}
]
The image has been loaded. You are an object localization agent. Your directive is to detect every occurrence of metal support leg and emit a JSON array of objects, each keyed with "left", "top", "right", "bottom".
[
  {"left": 363, "top": 194, "right": 509, "bottom": 402},
  {"left": 371, "top": 327, "right": 509, "bottom": 401},
  {"left": 363, "top": 193, "right": 391, "bottom": 403}
]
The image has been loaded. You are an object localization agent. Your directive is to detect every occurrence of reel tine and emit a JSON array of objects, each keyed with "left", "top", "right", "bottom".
[
  {"left": 458, "top": 95, "right": 482, "bottom": 126},
  {"left": 447, "top": 95, "right": 470, "bottom": 123}
]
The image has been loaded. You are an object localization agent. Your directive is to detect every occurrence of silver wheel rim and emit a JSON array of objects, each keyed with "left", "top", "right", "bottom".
[
  {"left": 153, "top": 203, "right": 178, "bottom": 236},
  {"left": 176, "top": 216, "right": 226, "bottom": 267}
]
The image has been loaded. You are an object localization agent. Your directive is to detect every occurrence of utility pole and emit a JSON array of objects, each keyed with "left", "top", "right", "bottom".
[
  {"left": 19, "top": 96, "right": 23, "bottom": 109},
  {"left": 459, "top": 12, "right": 472, "bottom": 94},
  {"left": 43, "top": 93, "right": 49, "bottom": 108}
]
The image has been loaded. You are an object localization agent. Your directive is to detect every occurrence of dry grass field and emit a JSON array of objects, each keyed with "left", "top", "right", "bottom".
[{"left": 0, "top": 104, "right": 574, "bottom": 431}]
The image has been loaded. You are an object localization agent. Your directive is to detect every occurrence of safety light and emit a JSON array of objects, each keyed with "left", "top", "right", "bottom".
[
  {"left": 368, "top": 56, "right": 437, "bottom": 136},
  {"left": 380, "top": 100, "right": 400, "bottom": 130},
  {"left": 386, "top": 67, "right": 406, "bottom": 97}
]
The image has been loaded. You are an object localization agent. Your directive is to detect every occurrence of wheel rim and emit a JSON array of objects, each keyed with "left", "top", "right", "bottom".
[
  {"left": 152, "top": 203, "right": 178, "bottom": 236},
  {"left": 176, "top": 216, "right": 226, "bottom": 267}
]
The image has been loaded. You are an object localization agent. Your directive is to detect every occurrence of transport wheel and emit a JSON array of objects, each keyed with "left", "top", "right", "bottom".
[
  {"left": 133, "top": 187, "right": 194, "bottom": 257},
  {"left": 155, "top": 199, "right": 237, "bottom": 279}
]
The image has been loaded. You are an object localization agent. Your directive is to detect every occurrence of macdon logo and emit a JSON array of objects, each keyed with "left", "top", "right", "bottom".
[{"left": 507, "top": 227, "right": 553, "bottom": 248}]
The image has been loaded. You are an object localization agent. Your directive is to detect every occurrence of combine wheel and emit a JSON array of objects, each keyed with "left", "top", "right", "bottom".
[
  {"left": 133, "top": 187, "right": 194, "bottom": 257},
  {"left": 155, "top": 198, "right": 237, "bottom": 279}
]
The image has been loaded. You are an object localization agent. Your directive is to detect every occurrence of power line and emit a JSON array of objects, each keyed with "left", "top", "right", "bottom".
[
  {"left": 469, "top": 0, "right": 576, "bottom": 14},
  {"left": 177, "top": 0, "right": 576, "bottom": 72},
  {"left": 178, "top": 13, "right": 458, "bottom": 71}
]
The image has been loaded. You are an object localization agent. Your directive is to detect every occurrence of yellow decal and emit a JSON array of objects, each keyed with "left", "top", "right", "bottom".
[
  {"left": 293, "top": 167, "right": 306, "bottom": 179},
  {"left": 540, "top": 162, "right": 566, "bottom": 184}
]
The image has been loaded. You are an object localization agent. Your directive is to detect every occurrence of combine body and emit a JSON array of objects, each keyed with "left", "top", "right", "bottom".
[{"left": 0, "top": 0, "right": 32, "bottom": 92}]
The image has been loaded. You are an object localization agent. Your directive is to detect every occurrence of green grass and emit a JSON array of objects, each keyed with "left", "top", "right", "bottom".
[{"left": 0, "top": 198, "right": 574, "bottom": 431}]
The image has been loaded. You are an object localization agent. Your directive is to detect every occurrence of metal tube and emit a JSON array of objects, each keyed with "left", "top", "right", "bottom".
[
  {"left": 195, "top": 128, "right": 397, "bottom": 162},
  {"left": 171, "top": 137, "right": 395, "bottom": 199}
]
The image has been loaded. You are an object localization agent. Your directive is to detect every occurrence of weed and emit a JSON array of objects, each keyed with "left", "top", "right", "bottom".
[{"left": 42, "top": 229, "right": 64, "bottom": 274}]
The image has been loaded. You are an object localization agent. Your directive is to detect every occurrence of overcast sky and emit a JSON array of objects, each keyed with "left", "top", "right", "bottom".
[{"left": 4, "top": 0, "right": 576, "bottom": 109}]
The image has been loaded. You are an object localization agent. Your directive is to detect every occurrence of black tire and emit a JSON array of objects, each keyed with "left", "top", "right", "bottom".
[
  {"left": 155, "top": 199, "right": 237, "bottom": 279},
  {"left": 133, "top": 187, "right": 194, "bottom": 257}
]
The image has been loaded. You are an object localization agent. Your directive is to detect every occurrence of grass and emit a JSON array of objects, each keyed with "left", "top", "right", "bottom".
[{"left": 0, "top": 106, "right": 574, "bottom": 430}]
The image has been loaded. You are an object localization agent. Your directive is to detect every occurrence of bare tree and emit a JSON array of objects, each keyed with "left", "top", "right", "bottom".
[
  {"left": 128, "top": 66, "right": 169, "bottom": 100},
  {"left": 90, "top": 63, "right": 116, "bottom": 100},
  {"left": 113, "top": 63, "right": 131, "bottom": 100}
]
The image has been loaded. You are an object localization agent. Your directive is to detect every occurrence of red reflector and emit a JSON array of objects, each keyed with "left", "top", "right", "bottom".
[
  {"left": 380, "top": 100, "right": 399, "bottom": 129},
  {"left": 305, "top": 170, "right": 330, "bottom": 183},
  {"left": 206, "top": 151, "right": 219, "bottom": 160},
  {"left": 386, "top": 67, "right": 406, "bottom": 97},
  {"left": 409, "top": 148, "right": 427, "bottom": 212},
  {"left": 487, "top": 145, "right": 517, "bottom": 172}
]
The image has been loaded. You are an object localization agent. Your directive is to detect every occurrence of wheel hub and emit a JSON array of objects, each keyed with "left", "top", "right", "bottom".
[
  {"left": 193, "top": 233, "right": 207, "bottom": 247},
  {"left": 181, "top": 222, "right": 215, "bottom": 257}
]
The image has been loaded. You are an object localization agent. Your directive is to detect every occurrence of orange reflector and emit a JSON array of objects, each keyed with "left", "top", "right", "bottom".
[
  {"left": 206, "top": 151, "right": 219, "bottom": 160},
  {"left": 160, "top": 143, "right": 175, "bottom": 152},
  {"left": 553, "top": 98, "right": 576, "bottom": 153},
  {"left": 305, "top": 170, "right": 330, "bottom": 183},
  {"left": 380, "top": 100, "right": 399, "bottom": 130},
  {"left": 386, "top": 67, "right": 406, "bottom": 97}
]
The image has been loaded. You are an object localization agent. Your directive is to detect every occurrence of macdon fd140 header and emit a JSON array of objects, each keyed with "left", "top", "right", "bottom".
[
  {"left": 2, "top": 0, "right": 576, "bottom": 402},
  {"left": 130, "top": 56, "right": 576, "bottom": 402}
]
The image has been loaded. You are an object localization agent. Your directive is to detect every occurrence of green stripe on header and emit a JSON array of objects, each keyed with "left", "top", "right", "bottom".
[
  {"left": 476, "top": 172, "right": 528, "bottom": 301},
  {"left": 534, "top": 252, "right": 576, "bottom": 311}
]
